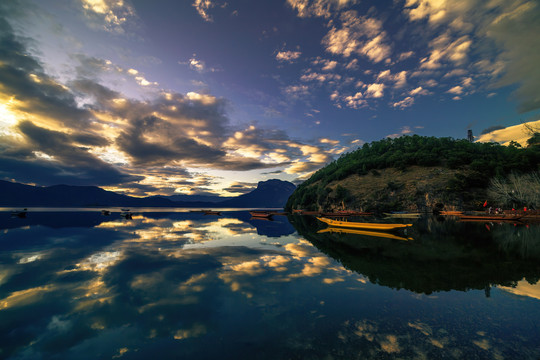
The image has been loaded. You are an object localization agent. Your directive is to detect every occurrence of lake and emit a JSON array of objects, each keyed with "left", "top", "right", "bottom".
[{"left": 1, "top": 209, "right": 540, "bottom": 359}]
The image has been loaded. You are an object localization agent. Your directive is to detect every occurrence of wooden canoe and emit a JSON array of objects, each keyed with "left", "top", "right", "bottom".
[
  {"left": 249, "top": 211, "right": 273, "bottom": 218},
  {"left": 317, "top": 217, "right": 412, "bottom": 231},
  {"left": 439, "top": 211, "right": 463, "bottom": 215},
  {"left": 384, "top": 212, "right": 422, "bottom": 218}
]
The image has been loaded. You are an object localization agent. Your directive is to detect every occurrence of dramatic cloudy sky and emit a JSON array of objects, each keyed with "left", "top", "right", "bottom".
[{"left": 1, "top": 0, "right": 539, "bottom": 197}]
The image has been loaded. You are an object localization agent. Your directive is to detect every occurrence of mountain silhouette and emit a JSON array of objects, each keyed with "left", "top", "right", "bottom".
[
  {"left": 0, "top": 179, "right": 295, "bottom": 208},
  {"left": 219, "top": 179, "right": 296, "bottom": 208}
]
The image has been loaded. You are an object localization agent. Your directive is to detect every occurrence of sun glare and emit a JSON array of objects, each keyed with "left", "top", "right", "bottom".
[{"left": 0, "top": 98, "right": 23, "bottom": 138}]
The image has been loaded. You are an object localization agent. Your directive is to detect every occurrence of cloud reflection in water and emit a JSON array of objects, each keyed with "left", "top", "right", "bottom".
[{"left": 0, "top": 211, "right": 539, "bottom": 359}]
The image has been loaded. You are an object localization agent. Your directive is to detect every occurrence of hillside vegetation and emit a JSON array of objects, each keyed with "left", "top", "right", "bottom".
[{"left": 286, "top": 135, "right": 540, "bottom": 212}]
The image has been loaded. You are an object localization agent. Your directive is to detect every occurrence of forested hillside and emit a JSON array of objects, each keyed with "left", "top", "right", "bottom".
[{"left": 286, "top": 135, "right": 540, "bottom": 212}]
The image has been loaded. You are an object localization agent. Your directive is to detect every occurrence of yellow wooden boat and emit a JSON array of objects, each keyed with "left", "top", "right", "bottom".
[
  {"left": 317, "top": 217, "right": 412, "bottom": 231},
  {"left": 318, "top": 227, "right": 413, "bottom": 241}
]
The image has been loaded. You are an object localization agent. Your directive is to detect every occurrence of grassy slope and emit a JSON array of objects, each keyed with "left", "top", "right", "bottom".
[{"left": 293, "top": 166, "right": 486, "bottom": 213}]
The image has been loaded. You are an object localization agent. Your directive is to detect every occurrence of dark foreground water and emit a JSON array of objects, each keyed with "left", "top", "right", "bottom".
[{"left": 1, "top": 209, "right": 540, "bottom": 359}]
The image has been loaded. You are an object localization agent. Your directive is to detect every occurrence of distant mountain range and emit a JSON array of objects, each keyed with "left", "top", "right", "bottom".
[
  {"left": 0, "top": 179, "right": 296, "bottom": 209},
  {"left": 160, "top": 194, "right": 234, "bottom": 203}
]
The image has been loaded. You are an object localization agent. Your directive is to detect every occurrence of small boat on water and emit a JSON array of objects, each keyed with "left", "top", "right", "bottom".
[
  {"left": 317, "top": 217, "right": 412, "bottom": 231},
  {"left": 204, "top": 210, "right": 221, "bottom": 215},
  {"left": 11, "top": 208, "right": 27, "bottom": 218},
  {"left": 121, "top": 208, "right": 130, "bottom": 212},
  {"left": 318, "top": 227, "right": 413, "bottom": 241},
  {"left": 101, "top": 210, "right": 111, "bottom": 215},
  {"left": 439, "top": 211, "right": 463, "bottom": 215},
  {"left": 384, "top": 212, "right": 421, "bottom": 219},
  {"left": 249, "top": 211, "right": 273, "bottom": 218}
]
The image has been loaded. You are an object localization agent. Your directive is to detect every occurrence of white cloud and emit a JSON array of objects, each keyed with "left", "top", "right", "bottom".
[
  {"left": 393, "top": 96, "right": 415, "bottom": 109},
  {"left": 404, "top": 0, "right": 448, "bottom": 24},
  {"left": 398, "top": 51, "right": 415, "bottom": 61},
  {"left": 300, "top": 71, "right": 341, "bottom": 83},
  {"left": 283, "top": 84, "right": 310, "bottom": 99},
  {"left": 365, "top": 83, "right": 385, "bottom": 98},
  {"left": 319, "top": 138, "right": 339, "bottom": 145},
  {"left": 193, "top": 0, "right": 216, "bottom": 22},
  {"left": 276, "top": 50, "right": 302, "bottom": 63},
  {"left": 343, "top": 92, "right": 365, "bottom": 109},
  {"left": 190, "top": 57, "right": 205, "bottom": 72},
  {"left": 321, "top": 60, "right": 338, "bottom": 71},
  {"left": 345, "top": 58, "right": 358, "bottom": 70},
  {"left": 403, "top": 0, "right": 540, "bottom": 113},
  {"left": 420, "top": 33, "right": 472, "bottom": 69},
  {"left": 409, "top": 86, "right": 429, "bottom": 96},
  {"left": 447, "top": 85, "right": 463, "bottom": 94},
  {"left": 322, "top": 11, "right": 392, "bottom": 63},
  {"left": 183, "top": 54, "right": 219, "bottom": 73},
  {"left": 80, "top": 0, "right": 136, "bottom": 33},
  {"left": 377, "top": 70, "right": 407, "bottom": 88},
  {"left": 286, "top": 0, "right": 359, "bottom": 18},
  {"left": 135, "top": 76, "right": 157, "bottom": 87}
]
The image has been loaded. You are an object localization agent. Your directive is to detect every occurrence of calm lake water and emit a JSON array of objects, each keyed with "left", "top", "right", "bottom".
[{"left": 1, "top": 209, "right": 540, "bottom": 359}]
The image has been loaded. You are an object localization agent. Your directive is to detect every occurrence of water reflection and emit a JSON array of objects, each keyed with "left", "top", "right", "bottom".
[
  {"left": 0, "top": 211, "right": 539, "bottom": 359},
  {"left": 292, "top": 215, "right": 540, "bottom": 295}
]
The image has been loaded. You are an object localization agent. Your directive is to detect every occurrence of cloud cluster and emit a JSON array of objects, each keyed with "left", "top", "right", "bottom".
[
  {"left": 281, "top": 0, "right": 540, "bottom": 117},
  {"left": 286, "top": 0, "right": 358, "bottom": 18},
  {"left": 276, "top": 50, "right": 302, "bottom": 63},
  {"left": 322, "top": 11, "right": 391, "bottom": 63},
  {"left": 404, "top": 0, "right": 540, "bottom": 113},
  {"left": 0, "top": 9, "right": 346, "bottom": 192},
  {"left": 80, "top": 0, "right": 136, "bottom": 33}
]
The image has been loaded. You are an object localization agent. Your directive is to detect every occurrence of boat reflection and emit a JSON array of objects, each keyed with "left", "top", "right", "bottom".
[{"left": 318, "top": 227, "right": 413, "bottom": 241}]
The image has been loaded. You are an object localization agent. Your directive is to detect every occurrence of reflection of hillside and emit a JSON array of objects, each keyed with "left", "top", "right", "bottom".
[{"left": 290, "top": 215, "right": 540, "bottom": 294}]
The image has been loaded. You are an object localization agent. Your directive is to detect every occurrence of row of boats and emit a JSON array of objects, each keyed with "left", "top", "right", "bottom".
[{"left": 312, "top": 209, "right": 538, "bottom": 241}]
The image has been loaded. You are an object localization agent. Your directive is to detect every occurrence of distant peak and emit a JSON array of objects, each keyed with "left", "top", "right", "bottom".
[{"left": 256, "top": 179, "right": 296, "bottom": 190}]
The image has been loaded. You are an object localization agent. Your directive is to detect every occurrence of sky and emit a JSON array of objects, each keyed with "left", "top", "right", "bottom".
[{"left": 0, "top": 0, "right": 539, "bottom": 197}]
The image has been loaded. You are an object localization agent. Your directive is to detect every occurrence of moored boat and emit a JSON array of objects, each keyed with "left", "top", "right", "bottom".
[
  {"left": 249, "top": 211, "right": 273, "bottom": 218},
  {"left": 11, "top": 208, "right": 27, "bottom": 218},
  {"left": 317, "top": 217, "right": 412, "bottom": 231},
  {"left": 384, "top": 212, "right": 421, "bottom": 219},
  {"left": 204, "top": 210, "right": 221, "bottom": 215},
  {"left": 439, "top": 211, "right": 463, "bottom": 215}
]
